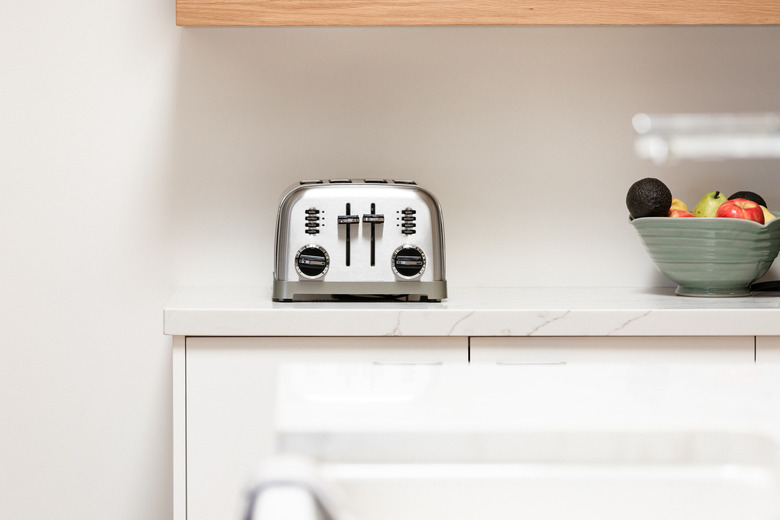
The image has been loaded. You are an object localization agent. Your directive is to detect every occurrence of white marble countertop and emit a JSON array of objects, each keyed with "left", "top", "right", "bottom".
[{"left": 163, "top": 286, "right": 780, "bottom": 336}]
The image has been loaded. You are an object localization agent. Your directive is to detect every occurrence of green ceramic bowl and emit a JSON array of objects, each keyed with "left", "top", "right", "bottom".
[{"left": 631, "top": 214, "right": 780, "bottom": 297}]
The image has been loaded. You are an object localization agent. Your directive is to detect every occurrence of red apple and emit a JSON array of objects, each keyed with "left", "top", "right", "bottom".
[
  {"left": 715, "top": 198, "right": 765, "bottom": 223},
  {"left": 668, "top": 208, "right": 695, "bottom": 217}
]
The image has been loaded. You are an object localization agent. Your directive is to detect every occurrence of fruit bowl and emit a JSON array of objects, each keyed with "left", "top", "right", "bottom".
[{"left": 631, "top": 214, "right": 780, "bottom": 297}]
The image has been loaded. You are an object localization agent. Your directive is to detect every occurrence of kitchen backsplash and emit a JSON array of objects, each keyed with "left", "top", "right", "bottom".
[{"left": 169, "top": 26, "right": 780, "bottom": 288}]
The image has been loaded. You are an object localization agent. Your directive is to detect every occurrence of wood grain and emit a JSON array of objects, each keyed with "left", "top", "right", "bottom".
[{"left": 176, "top": 0, "right": 780, "bottom": 26}]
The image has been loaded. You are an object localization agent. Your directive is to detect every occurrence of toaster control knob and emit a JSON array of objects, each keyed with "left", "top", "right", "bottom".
[
  {"left": 392, "top": 245, "right": 426, "bottom": 279},
  {"left": 295, "top": 245, "right": 329, "bottom": 278}
]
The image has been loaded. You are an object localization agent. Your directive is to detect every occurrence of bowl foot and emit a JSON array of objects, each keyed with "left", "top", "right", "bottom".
[{"left": 675, "top": 285, "right": 751, "bottom": 297}]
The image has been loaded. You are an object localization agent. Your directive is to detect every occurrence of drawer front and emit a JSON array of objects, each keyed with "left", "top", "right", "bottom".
[
  {"left": 470, "top": 336, "right": 755, "bottom": 365},
  {"left": 186, "top": 336, "right": 466, "bottom": 520},
  {"left": 756, "top": 336, "right": 780, "bottom": 364}
]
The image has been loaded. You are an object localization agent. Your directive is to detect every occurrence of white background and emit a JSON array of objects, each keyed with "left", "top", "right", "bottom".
[{"left": 1, "top": 1, "right": 780, "bottom": 518}]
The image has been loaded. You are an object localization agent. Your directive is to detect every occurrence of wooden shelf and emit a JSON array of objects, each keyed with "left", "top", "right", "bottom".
[{"left": 176, "top": 0, "right": 780, "bottom": 26}]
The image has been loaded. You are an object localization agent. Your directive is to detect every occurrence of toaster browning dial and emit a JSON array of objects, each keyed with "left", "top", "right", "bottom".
[
  {"left": 295, "top": 245, "right": 329, "bottom": 278},
  {"left": 391, "top": 245, "right": 426, "bottom": 278}
]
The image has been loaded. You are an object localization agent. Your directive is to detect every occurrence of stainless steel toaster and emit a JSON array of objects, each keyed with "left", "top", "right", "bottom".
[{"left": 272, "top": 179, "right": 447, "bottom": 302}]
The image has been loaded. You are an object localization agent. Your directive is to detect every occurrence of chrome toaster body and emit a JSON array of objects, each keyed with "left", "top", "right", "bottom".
[{"left": 273, "top": 179, "right": 447, "bottom": 302}]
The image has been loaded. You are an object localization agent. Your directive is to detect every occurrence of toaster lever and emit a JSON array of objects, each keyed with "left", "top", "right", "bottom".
[
  {"left": 364, "top": 204, "right": 384, "bottom": 266},
  {"left": 338, "top": 203, "right": 359, "bottom": 266}
]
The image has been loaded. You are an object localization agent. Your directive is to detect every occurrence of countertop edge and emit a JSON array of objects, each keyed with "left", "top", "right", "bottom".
[{"left": 163, "top": 286, "right": 780, "bottom": 337}]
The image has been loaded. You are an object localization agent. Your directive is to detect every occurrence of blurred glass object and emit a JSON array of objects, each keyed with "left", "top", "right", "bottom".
[{"left": 632, "top": 112, "right": 780, "bottom": 164}]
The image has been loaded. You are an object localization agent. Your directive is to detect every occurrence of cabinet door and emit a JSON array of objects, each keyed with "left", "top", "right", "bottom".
[
  {"left": 756, "top": 336, "right": 780, "bottom": 364},
  {"left": 186, "top": 336, "right": 465, "bottom": 520},
  {"left": 470, "top": 336, "right": 755, "bottom": 365}
]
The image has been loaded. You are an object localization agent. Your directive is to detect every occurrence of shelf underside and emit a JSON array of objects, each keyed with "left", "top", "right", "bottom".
[{"left": 177, "top": 0, "right": 780, "bottom": 26}]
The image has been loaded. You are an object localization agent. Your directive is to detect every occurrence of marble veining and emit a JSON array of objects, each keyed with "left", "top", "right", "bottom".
[
  {"left": 527, "top": 311, "right": 571, "bottom": 336},
  {"left": 608, "top": 310, "right": 653, "bottom": 335},
  {"left": 446, "top": 310, "right": 476, "bottom": 336}
]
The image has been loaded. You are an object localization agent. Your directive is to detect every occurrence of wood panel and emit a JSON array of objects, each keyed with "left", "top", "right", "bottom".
[{"left": 177, "top": 0, "right": 780, "bottom": 26}]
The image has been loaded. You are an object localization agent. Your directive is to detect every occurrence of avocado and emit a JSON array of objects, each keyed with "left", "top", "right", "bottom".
[
  {"left": 626, "top": 178, "right": 672, "bottom": 219},
  {"left": 728, "top": 190, "right": 767, "bottom": 208}
]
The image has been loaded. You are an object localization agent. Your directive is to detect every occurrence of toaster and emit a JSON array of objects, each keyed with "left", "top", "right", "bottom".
[{"left": 272, "top": 179, "right": 447, "bottom": 302}]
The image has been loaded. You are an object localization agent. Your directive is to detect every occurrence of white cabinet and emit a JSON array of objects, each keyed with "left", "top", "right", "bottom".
[
  {"left": 757, "top": 336, "right": 780, "bottom": 364},
  {"left": 167, "top": 288, "right": 780, "bottom": 519},
  {"left": 174, "top": 333, "right": 760, "bottom": 520},
  {"left": 181, "top": 336, "right": 466, "bottom": 520},
  {"left": 470, "top": 336, "right": 756, "bottom": 365}
]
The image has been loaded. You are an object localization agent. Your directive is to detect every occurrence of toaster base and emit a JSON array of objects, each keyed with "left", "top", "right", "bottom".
[{"left": 272, "top": 280, "right": 447, "bottom": 302}]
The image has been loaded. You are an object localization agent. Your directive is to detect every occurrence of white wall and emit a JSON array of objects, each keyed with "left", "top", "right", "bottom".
[
  {"left": 169, "top": 25, "right": 780, "bottom": 288},
  {"left": 1, "top": 1, "right": 779, "bottom": 518}
]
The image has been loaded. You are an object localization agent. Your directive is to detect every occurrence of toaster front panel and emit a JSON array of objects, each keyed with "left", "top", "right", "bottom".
[{"left": 274, "top": 182, "right": 444, "bottom": 284}]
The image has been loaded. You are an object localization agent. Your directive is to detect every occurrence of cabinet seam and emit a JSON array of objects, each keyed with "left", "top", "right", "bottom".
[{"left": 184, "top": 337, "right": 189, "bottom": 520}]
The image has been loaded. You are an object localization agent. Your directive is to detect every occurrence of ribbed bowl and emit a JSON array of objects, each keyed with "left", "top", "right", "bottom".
[{"left": 631, "top": 214, "right": 780, "bottom": 297}]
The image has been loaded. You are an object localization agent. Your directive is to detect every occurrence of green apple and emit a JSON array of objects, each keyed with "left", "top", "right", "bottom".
[{"left": 692, "top": 191, "right": 728, "bottom": 217}]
